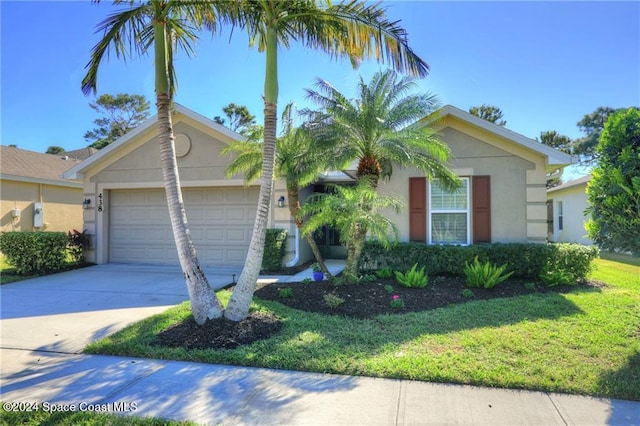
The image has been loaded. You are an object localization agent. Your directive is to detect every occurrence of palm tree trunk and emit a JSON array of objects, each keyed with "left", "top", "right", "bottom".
[
  {"left": 154, "top": 21, "right": 222, "bottom": 325},
  {"left": 287, "top": 186, "right": 333, "bottom": 280},
  {"left": 225, "top": 23, "right": 280, "bottom": 322},
  {"left": 225, "top": 100, "right": 277, "bottom": 321},
  {"left": 344, "top": 225, "right": 367, "bottom": 277}
]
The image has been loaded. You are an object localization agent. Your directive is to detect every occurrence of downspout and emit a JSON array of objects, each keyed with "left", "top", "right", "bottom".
[{"left": 285, "top": 227, "right": 300, "bottom": 268}]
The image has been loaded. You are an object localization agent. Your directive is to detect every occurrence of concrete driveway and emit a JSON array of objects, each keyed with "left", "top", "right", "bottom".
[{"left": 0, "top": 263, "right": 240, "bottom": 354}]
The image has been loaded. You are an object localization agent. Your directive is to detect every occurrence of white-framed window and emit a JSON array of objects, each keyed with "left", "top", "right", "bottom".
[
  {"left": 557, "top": 201, "right": 564, "bottom": 231},
  {"left": 429, "top": 177, "right": 470, "bottom": 245}
]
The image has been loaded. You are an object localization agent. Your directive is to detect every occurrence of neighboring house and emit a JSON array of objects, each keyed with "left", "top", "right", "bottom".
[
  {"left": 64, "top": 104, "right": 574, "bottom": 268},
  {"left": 63, "top": 147, "right": 99, "bottom": 161},
  {"left": 1, "top": 146, "right": 84, "bottom": 233},
  {"left": 547, "top": 175, "right": 593, "bottom": 245}
]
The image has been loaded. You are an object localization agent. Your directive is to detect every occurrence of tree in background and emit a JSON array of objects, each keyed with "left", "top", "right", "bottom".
[
  {"left": 573, "top": 106, "right": 640, "bottom": 164},
  {"left": 469, "top": 104, "right": 506, "bottom": 126},
  {"left": 586, "top": 108, "right": 640, "bottom": 256},
  {"left": 213, "top": 103, "right": 256, "bottom": 135},
  {"left": 84, "top": 93, "right": 151, "bottom": 149},
  {"left": 46, "top": 146, "right": 65, "bottom": 155},
  {"left": 537, "top": 130, "right": 574, "bottom": 188}
]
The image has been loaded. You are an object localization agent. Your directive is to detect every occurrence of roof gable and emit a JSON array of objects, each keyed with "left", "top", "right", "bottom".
[
  {"left": 63, "top": 104, "right": 244, "bottom": 180},
  {"left": 421, "top": 105, "right": 575, "bottom": 168}
]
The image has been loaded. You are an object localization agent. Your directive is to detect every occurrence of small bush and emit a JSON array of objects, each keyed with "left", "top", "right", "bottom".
[
  {"left": 67, "top": 229, "right": 90, "bottom": 264},
  {"left": 461, "top": 289, "right": 474, "bottom": 298},
  {"left": 390, "top": 294, "right": 405, "bottom": 308},
  {"left": 278, "top": 288, "right": 293, "bottom": 298},
  {"left": 394, "top": 263, "right": 428, "bottom": 288},
  {"left": 261, "top": 229, "right": 288, "bottom": 272},
  {"left": 464, "top": 257, "right": 513, "bottom": 289},
  {"left": 539, "top": 267, "right": 575, "bottom": 287},
  {"left": 0, "top": 232, "right": 68, "bottom": 275},
  {"left": 384, "top": 284, "right": 394, "bottom": 293},
  {"left": 376, "top": 267, "right": 394, "bottom": 279},
  {"left": 323, "top": 292, "right": 345, "bottom": 308}
]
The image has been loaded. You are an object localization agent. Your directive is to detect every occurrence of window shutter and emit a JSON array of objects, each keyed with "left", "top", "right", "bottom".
[
  {"left": 409, "top": 177, "right": 427, "bottom": 242},
  {"left": 472, "top": 175, "right": 491, "bottom": 243}
]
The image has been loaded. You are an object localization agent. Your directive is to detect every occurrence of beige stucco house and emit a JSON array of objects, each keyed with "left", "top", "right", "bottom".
[
  {"left": 547, "top": 175, "right": 593, "bottom": 245},
  {"left": 64, "top": 104, "right": 573, "bottom": 268},
  {"left": 1, "top": 146, "right": 84, "bottom": 233},
  {"left": 375, "top": 106, "right": 574, "bottom": 245}
]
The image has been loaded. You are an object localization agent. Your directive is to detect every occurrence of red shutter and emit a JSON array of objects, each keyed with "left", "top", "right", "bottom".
[
  {"left": 472, "top": 176, "right": 491, "bottom": 243},
  {"left": 409, "top": 177, "right": 427, "bottom": 242}
]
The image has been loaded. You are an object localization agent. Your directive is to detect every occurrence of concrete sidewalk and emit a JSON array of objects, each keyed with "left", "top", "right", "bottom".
[
  {"left": 2, "top": 263, "right": 639, "bottom": 425},
  {"left": 2, "top": 349, "right": 638, "bottom": 425}
]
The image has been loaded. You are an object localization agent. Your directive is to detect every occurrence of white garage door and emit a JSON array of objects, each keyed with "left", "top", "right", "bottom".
[{"left": 109, "top": 187, "right": 258, "bottom": 266}]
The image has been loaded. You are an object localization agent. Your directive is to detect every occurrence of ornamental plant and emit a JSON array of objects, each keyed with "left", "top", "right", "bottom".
[
  {"left": 464, "top": 257, "right": 513, "bottom": 289},
  {"left": 394, "top": 263, "right": 428, "bottom": 288},
  {"left": 323, "top": 292, "right": 345, "bottom": 309},
  {"left": 390, "top": 294, "right": 405, "bottom": 308},
  {"left": 376, "top": 267, "right": 394, "bottom": 279}
]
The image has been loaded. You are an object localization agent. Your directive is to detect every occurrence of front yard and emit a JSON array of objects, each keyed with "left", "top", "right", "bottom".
[{"left": 85, "top": 253, "right": 640, "bottom": 401}]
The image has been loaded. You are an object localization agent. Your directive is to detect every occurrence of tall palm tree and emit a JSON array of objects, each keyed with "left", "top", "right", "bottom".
[
  {"left": 222, "top": 0, "right": 430, "bottom": 322},
  {"left": 221, "top": 104, "right": 342, "bottom": 279},
  {"left": 305, "top": 69, "right": 460, "bottom": 190},
  {"left": 82, "top": 1, "right": 233, "bottom": 325}
]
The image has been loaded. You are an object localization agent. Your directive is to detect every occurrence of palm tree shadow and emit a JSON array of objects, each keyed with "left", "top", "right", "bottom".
[{"left": 598, "top": 351, "right": 640, "bottom": 415}]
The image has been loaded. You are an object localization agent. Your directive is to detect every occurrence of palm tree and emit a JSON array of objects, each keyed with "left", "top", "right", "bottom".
[
  {"left": 221, "top": 104, "right": 341, "bottom": 279},
  {"left": 82, "top": 1, "right": 233, "bottom": 325},
  {"left": 222, "top": 0, "right": 430, "bottom": 322},
  {"left": 301, "top": 179, "right": 404, "bottom": 277},
  {"left": 305, "top": 69, "right": 460, "bottom": 190}
]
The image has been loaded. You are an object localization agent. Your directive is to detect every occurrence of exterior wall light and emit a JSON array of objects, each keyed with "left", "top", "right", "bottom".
[
  {"left": 277, "top": 196, "right": 285, "bottom": 208},
  {"left": 83, "top": 199, "right": 91, "bottom": 209}
]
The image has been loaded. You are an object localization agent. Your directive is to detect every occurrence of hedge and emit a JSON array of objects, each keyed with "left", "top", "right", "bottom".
[
  {"left": 0, "top": 232, "right": 69, "bottom": 275},
  {"left": 261, "top": 229, "right": 288, "bottom": 272},
  {"left": 359, "top": 241, "right": 599, "bottom": 281}
]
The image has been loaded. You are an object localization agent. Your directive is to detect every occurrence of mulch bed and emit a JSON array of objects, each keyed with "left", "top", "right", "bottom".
[{"left": 154, "top": 276, "right": 604, "bottom": 351}]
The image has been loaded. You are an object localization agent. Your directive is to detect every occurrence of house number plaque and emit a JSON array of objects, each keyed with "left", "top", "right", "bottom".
[{"left": 97, "top": 193, "right": 104, "bottom": 212}]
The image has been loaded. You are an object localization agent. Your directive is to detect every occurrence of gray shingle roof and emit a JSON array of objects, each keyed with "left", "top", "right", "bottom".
[{"left": 0, "top": 145, "right": 81, "bottom": 183}]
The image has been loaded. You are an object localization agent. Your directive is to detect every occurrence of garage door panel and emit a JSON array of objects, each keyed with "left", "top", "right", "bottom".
[{"left": 109, "top": 187, "right": 258, "bottom": 266}]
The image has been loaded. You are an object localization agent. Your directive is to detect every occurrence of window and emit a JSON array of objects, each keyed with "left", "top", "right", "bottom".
[
  {"left": 429, "top": 178, "right": 470, "bottom": 245},
  {"left": 557, "top": 201, "right": 564, "bottom": 231}
]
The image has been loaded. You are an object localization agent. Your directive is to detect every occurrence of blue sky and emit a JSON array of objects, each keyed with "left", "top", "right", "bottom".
[{"left": 2, "top": 1, "right": 639, "bottom": 177}]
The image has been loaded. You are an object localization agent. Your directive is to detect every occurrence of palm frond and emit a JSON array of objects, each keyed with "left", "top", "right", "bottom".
[{"left": 82, "top": 3, "right": 151, "bottom": 95}]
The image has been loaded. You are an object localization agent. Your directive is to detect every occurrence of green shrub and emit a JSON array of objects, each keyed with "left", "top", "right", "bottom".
[
  {"left": 261, "top": 229, "right": 288, "bottom": 272},
  {"left": 376, "top": 267, "right": 394, "bottom": 279},
  {"left": 360, "top": 241, "right": 598, "bottom": 280},
  {"left": 278, "top": 287, "right": 293, "bottom": 298},
  {"left": 323, "top": 292, "right": 345, "bottom": 308},
  {"left": 384, "top": 284, "right": 394, "bottom": 293},
  {"left": 0, "top": 232, "right": 69, "bottom": 275},
  {"left": 394, "top": 263, "right": 428, "bottom": 288},
  {"left": 539, "top": 266, "right": 576, "bottom": 287},
  {"left": 461, "top": 289, "right": 474, "bottom": 298},
  {"left": 464, "top": 257, "right": 513, "bottom": 289}
]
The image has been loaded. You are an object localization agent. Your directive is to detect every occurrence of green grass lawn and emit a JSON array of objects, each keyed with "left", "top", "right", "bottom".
[
  {"left": 85, "top": 253, "right": 640, "bottom": 401},
  {"left": 0, "top": 406, "right": 196, "bottom": 425}
]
